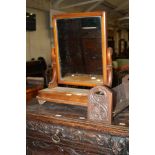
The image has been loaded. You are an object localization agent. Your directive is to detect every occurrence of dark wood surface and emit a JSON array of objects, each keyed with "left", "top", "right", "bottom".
[
  {"left": 26, "top": 87, "right": 42, "bottom": 102},
  {"left": 27, "top": 99, "right": 128, "bottom": 155},
  {"left": 88, "top": 86, "right": 113, "bottom": 124}
]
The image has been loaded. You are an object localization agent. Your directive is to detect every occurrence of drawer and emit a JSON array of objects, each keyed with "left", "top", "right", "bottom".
[
  {"left": 27, "top": 137, "right": 103, "bottom": 155},
  {"left": 27, "top": 120, "right": 129, "bottom": 155}
]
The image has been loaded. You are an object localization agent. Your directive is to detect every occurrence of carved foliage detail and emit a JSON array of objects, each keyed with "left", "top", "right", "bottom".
[
  {"left": 27, "top": 139, "right": 82, "bottom": 155},
  {"left": 111, "top": 137, "right": 129, "bottom": 155},
  {"left": 27, "top": 120, "right": 128, "bottom": 155},
  {"left": 87, "top": 86, "right": 112, "bottom": 124}
]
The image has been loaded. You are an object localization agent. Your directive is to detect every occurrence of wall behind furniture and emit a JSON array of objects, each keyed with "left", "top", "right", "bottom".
[{"left": 26, "top": 8, "right": 52, "bottom": 65}]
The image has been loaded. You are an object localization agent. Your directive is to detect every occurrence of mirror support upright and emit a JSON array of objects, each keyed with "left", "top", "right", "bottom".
[
  {"left": 37, "top": 11, "right": 113, "bottom": 109},
  {"left": 48, "top": 48, "right": 58, "bottom": 88}
]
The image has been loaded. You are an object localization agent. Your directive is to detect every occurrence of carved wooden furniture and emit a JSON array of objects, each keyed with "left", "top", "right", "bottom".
[
  {"left": 27, "top": 11, "right": 129, "bottom": 154},
  {"left": 27, "top": 100, "right": 129, "bottom": 155},
  {"left": 87, "top": 86, "right": 113, "bottom": 124},
  {"left": 37, "top": 11, "right": 113, "bottom": 107}
]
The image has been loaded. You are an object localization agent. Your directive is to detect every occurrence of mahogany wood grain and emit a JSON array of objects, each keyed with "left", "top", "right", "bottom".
[
  {"left": 106, "top": 47, "right": 113, "bottom": 87},
  {"left": 52, "top": 11, "right": 104, "bottom": 20},
  {"left": 37, "top": 11, "right": 112, "bottom": 108},
  {"left": 48, "top": 48, "right": 58, "bottom": 88},
  {"left": 37, "top": 87, "right": 88, "bottom": 107},
  {"left": 52, "top": 11, "right": 108, "bottom": 87},
  {"left": 101, "top": 12, "right": 108, "bottom": 86}
]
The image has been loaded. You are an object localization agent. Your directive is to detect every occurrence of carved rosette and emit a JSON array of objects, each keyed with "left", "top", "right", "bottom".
[{"left": 87, "top": 86, "right": 113, "bottom": 124}]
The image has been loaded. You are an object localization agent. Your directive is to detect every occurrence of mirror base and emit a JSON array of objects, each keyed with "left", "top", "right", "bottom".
[{"left": 37, "top": 87, "right": 89, "bottom": 107}]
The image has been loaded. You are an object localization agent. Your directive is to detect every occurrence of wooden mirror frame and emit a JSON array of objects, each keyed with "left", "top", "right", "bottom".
[
  {"left": 37, "top": 11, "right": 112, "bottom": 107},
  {"left": 52, "top": 11, "right": 109, "bottom": 87}
]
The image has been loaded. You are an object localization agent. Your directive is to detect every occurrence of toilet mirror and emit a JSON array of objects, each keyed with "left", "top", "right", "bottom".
[{"left": 52, "top": 12, "right": 108, "bottom": 87}]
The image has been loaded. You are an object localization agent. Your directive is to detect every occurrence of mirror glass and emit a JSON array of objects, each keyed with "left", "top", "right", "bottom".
[{"left": 56, "top": 17, "right": 103, "bottom": 85}]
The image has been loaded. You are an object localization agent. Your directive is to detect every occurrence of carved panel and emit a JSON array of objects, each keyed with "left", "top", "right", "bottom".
[
  {"left": 27, "top": 120, "right": 129, "bottom": 155},
  {"left": 87, "top": 86, "right": 113, "bottom": 124}
]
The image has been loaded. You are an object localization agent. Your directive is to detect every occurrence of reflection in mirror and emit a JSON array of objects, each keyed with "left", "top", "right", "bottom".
[{"left": 56, "top": 17, "right": 103, "bottom": 85}]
